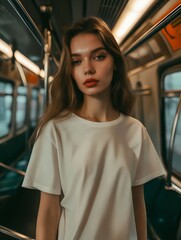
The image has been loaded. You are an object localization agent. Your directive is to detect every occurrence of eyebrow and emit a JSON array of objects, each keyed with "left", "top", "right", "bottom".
[{"left": 71, "top": 47, "right": 107, "bottom": 57}]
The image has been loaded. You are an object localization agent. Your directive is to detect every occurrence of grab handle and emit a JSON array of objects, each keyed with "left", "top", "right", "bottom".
[
  {"left": 0, "top": 225, "right": 34, "bottom": 240},
  {"left": 0, "top": 162, "right": 25, "bottom": 176}
]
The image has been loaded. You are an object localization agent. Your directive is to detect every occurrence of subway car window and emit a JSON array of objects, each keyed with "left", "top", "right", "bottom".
[
  {"left": 16, "top": 86, "right": 27, "bottom": 130},
  {"left": 38, "top": 88, "right": 45, "bottom": 118},
  {"left": 30, "top": 88, "right": 39, "bottom": 127},
  {"left": 0, "top": 81, "right": 13, "bottom": 138},
  {"left": 163, "top": 70, "right": 181, "bottom": 177}
]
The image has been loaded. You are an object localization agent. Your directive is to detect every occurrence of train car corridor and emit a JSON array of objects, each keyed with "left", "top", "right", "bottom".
[{"left": 0, "top": 0, "right": 181, "bottom": 239}]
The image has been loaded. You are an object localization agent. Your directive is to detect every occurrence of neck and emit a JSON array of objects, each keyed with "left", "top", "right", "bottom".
[{"left": 75, "top": 95, "right": 119, "bottom": 122}]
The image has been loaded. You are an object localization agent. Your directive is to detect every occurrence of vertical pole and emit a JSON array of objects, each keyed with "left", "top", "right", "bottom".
[{"left": 44, "top": 29, "right": 51, "bottom": 109}]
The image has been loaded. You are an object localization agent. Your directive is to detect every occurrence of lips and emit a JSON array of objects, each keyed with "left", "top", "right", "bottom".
[{"left": 84, "top": 78, "right": 99, "bottom": 88}]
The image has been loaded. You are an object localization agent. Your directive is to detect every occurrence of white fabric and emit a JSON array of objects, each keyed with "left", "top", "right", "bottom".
[{"left": 22, "top": 113, "right": 166, "bottom": 240}]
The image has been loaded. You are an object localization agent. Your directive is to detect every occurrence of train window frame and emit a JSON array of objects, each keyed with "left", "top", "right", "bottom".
[
  {"left": 160, "top": 63, "right": 181, "bottom": 183},
  {"left": 0, "top": 78, "right": 14, "bottom": 139}
]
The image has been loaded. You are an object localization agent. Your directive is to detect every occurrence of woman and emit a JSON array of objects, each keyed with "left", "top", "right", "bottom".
[{"left": 22, "top": 16, "right": 166, "bottom": 240}]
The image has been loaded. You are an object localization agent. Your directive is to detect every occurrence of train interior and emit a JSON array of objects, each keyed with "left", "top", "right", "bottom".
[{"left": 0, "top": 0, "right": 181, "bottom": 239}]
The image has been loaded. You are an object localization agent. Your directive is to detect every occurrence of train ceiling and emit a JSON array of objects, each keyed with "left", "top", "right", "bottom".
[
  {"left": 0, "top": 0, "right": 130, "bottom": 71},
  {"left": 0, "top": 0, "right": 173, "bottom": 75},
  {"left": 22, "top": 0, "right": 128, "bottom": 45},
  {"left": 15, "top": 0, "right": 131, "bottom": 55}
]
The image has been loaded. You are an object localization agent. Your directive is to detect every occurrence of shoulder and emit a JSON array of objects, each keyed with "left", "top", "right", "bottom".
[
  {"left": 121, "top": 115, "right": 145, "bottom": 132},
  {"left": 120, "top": 115, "right": 148, "bottom": 146},
  {"left": 40, "top": 113, "right": 74, "bottom": 135},
  {"left": 35, "top": 115, "right": 72, "bottom": 147}
]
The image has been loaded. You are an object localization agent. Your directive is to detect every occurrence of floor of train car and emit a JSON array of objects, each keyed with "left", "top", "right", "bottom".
[{"left": 0, "top": 186, "right": 40, "bottom": 239}]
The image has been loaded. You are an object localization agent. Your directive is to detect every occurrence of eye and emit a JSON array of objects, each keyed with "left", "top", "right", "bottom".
[
  {"left": 71, "top": 59, "right": 81, "bottom": 66},
  {"left": 94, "top": 54, "right": 106, "bottom": 61}
]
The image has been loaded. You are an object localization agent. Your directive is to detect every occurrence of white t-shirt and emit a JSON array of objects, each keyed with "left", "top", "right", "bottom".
[{"left": 22, "top": 113, "right": 166, "bottom": 240}]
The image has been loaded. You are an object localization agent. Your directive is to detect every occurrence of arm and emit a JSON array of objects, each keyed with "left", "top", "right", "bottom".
[
  {"left": 132, "top": 185, "right": 147, "bottom": 240},
  {"left": 36, "top": 191, "right": 61, "bottom": 240}
]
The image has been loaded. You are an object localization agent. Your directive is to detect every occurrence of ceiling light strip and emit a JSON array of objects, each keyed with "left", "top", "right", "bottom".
[{"left": 112, "top": 0, "right": 155, "bottom": 44}]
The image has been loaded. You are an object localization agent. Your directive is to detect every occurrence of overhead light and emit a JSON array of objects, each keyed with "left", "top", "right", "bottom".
[
  {"left": 39, "top": 69, "right": 45, "bottom": 78},
  {"left": 14, "top": 51, "right": 40, "bottom": 75},
  {"left": 15, "top": 52, "right": 45, "bottom": 79},
  {"left": 15, "top": 51, "right": 45, "bottom": 79},
  {"left": 112, "top": 0, "right": 155, "bottom": 44},
  {"left": 0, "top": 39, "right": 13, "bottom": 58},
  {"left": 0, "top": 39, "right": 44, "bottom": 78}
]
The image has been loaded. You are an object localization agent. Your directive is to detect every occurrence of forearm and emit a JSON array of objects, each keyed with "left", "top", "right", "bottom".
[
  {"left": 36, "top": 192, "right": 61, "bottom": 240},
  {"left": 132, "top": 185, "right": 147, "bottom": 240},
  {"left": 36, "top": 209, "right": 60, "bottom": 240},
  {"left": 134, "top": 200, "right": 147, "bottom": 240}
]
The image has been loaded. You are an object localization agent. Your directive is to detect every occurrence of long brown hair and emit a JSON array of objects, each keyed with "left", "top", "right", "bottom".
[{"left": 31, "top": 16, "right": 135, "bottom": 143}]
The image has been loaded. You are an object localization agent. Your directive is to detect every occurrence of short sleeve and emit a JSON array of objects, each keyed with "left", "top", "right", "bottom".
[
  {"left": 22, "top": 123, "right": 61, "bottom": 195},
  {"left": 132, "top": 127, "right": 166, "bottom": 186}
]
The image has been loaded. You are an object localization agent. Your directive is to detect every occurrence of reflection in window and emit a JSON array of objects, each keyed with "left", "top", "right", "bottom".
[
  {"left": 0, "top": 81, "right": 13, "bottom": 138},
  {"left": 16, "top": 86, "right": 27, "bottom": 129},
  {"left": 163, "top": 71, "right": 181, "bottom": 176}
]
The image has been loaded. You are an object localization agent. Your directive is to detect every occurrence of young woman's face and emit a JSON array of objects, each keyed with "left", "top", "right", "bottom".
[{"left": 70, "top": 33, "right": 115, "bottom": 97}]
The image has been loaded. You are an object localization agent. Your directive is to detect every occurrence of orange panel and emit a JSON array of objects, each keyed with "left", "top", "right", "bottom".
[
  {"left": 26, "top": 71, "right": 39, "bottom": 86},
  {"left": 157, "top": 0, "right": 181, "bottom": 51}
]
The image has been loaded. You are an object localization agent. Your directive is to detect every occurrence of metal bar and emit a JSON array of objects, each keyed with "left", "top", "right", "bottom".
[
  {"left": 123, "top": 4, "right": 181, "bottom": 55},
  {"left": 44, "top": 29, "right": 51, "bottom": 108},
  {"left": 132, "top": 83, "right": 151, "bottom": 95},
  {"left": 0, "top": 225, "right": 34, "bottom": 240},
  {"left": 15, "top": 62, "right": 27, "bottom": 87},
  {"left": 0, "top": 162, "right": 25, "bottom": 176},
  {"left": 166, "top": 94, "right": 181, "bottom": 188},
  {"left": 15, "top": 61, "right": 32, "bottom": 143},
  {"left": 133, "top": 91, "right": 151, "bottom": 96},
  {"left": 162, "top": 90, "right": 181, "bottom": 97}
]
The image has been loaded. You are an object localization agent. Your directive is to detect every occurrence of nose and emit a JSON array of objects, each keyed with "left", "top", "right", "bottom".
[{"left": 84, "top": 60, "right": 95, "bottom": 75}]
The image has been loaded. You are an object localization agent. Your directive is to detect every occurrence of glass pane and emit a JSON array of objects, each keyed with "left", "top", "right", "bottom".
[
  {"left": 30, "top": 88, "right": 38, "bottom": 127},
  {"left": 16, "top": 86, "right": 27, "bottom": 129},
  {"left": 164, "top": 97, "right": 178, "bottom": 156},
  {"left": 173, "top": 111, "right": 181, "bottom": 175},
  {"left": 164, "top": 71, "right": 181, "bottom": 90},
  {"left": 38, "top": 88, "right": 45, "bottom": 117},
  {"left": 0, "top": 82, "right": 13, "bottom": 138},
  {"left": 163, "top": 70, "right": 181, "bottom": 176},
  {"left": 17, "top": 86, "right": 27, "bottom": 94},
  {"left": 0, "top": 82, "right": 13, "bottom": 93}
]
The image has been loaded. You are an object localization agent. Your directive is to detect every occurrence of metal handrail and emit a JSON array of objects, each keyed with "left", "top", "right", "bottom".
[
  {"left": 0, "top": 162, "right": 25, "bottom": 176},
  {"left": 162, "top": 90, "right": 181, "bottom": 97},
  {"left": 44, "top": 29, "right": 51, "bottom": 108},
  {"left": 0, "top": 225, "right": 34, "bottom": 240},
  {"left": 133, "top": 85, "right": 151, "bottom": 96},
  {"left": 123, "top": 4, "right": 181, "bottom": 55}
]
